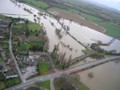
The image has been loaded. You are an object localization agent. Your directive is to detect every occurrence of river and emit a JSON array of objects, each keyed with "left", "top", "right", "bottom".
[{"left": 0, "top": 0, "right": 120, "bottom": 90}]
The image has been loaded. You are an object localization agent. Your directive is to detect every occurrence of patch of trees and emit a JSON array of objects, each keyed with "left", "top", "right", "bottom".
[
  {"left": 55, "top": 29, "right": 62, "bottom": 39},
  {"left": 29, "top": 41, "right": 44, "bottom": 51},
  {"left": 90, "top": 53, "right": 104, "bottom": 59},
  {"left": 0, "top": 72, "right": 5, "bottom": 82},
  {"left": 90, "top": 43, "right": 104, "bottom": 53}
]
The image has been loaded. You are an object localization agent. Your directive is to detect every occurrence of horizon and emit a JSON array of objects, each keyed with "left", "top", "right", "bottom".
[{"left": 84, "top": 0, "right": 120, "bottom": 11}]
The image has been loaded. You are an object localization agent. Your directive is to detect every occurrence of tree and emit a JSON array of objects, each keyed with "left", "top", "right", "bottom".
[
  {"left": 0, "top": 72, "right": 5, "bottom": 82},
  {"left": 25, "top": 19, "right": 29, "bottom": 24},
  {"left": 25, "top": 30, "right": 30, "bottom": 37}
]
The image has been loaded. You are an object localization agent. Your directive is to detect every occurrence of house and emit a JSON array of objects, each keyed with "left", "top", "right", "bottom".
[
  {"left": 0, "top": 62, "right": 7, "bottom": 72},
  {"left": 0, "top": 19, "right": 11, "bottom": 24},
  {"left": 4, "top": 70, "right": 18, "bottom": 79},
  {"left": 17, "top": 20, "right": 25, "bottom": 24}
]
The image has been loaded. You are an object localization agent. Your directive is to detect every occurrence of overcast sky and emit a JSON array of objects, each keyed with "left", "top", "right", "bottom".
[{"left": 86, "top": 0, "right": 120, "bottom": 11}]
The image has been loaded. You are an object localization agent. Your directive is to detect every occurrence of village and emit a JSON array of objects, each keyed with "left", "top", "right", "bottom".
[{"left": 0, "top": 15, "right": 53, "bottom": 89}]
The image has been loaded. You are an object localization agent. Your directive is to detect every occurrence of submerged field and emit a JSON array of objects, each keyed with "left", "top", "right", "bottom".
[{"left": 48, "top": 7, "right": 120, "bottom": 37}]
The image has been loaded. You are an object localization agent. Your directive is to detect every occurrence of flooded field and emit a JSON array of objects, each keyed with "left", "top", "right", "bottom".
[
  {"left": 1, "top": 0, "right": 120, "bottom": 59},
  {"left": 0, "top": 0, "right": 120, "bottom": 90}
]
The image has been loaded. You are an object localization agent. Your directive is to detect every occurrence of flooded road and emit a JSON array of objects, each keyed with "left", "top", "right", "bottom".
[{"left": 0, "top": 0, "right": 120, "bottom": 90}]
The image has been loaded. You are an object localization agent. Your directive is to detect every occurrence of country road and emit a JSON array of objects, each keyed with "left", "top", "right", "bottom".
[
  {"left": 6, "top": 56, "right": 120, "bottom": 90},
  {"left": 9, "top": 23, "right": 25, "bottom": 83}
]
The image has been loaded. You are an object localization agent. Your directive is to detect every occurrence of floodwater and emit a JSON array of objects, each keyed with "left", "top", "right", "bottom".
[
  {"left": 0, "top": 0, "right": 120, "bottom": 60},
  {"left": 0, "top": 0, "right": 120, "bottom": 90},
  {"left": 79, "top": 61, "right": 120, "bottom": 90}
]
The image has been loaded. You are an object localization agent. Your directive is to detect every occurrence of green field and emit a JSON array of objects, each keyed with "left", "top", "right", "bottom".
[
  {"left": 80, "top": 12, "right": 102, "bottom": 22},
  {"left": 78, "top": 12, "right": 120, "bottom": 37},
  {"left": 13, "top": 24, "right": 24, "bottom": 30},
  {"left": 28, "top": 21, "right": 41, "bottom": 31},
  {"left": 96, "top": 22, "right": 120, "bottom": 37},
  {"left": 37, "top": 63, "right": 50, "bottom": 75},
  {"left": 16, "top": 43, "right": 31, "bottom": 51},
  {"left": 22, "top": 0, "right": 49, "bottom": 9},
  {"left": 30, "top": 41, "right": 44, "bottom": 51},
  {"left": 36, "top": 80, "right": 50, "bottom": 90},
  {"left": 16, "top": 41, "right": 43, "bottom": 51},
  {"left": 27, "top": 21, "right": 42, "bottom": 36}
]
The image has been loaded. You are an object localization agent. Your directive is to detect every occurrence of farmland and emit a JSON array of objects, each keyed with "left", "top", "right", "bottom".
[{"left": 21, "top": 0, "right": 49, "bottom": 9}]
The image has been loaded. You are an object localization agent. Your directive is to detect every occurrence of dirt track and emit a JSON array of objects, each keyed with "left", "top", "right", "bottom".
[{"left": 47, "top": 7, "right": 106, "bottom": 33}]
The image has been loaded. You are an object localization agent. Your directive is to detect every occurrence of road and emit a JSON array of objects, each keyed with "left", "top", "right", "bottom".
[
  {"left": 66, "top": 56, "right": 120, "bottom": 75},
  {"left": 9, "top": 23, "right": 25, "bottom": 83},
  {"left": 50, "top": 78, "right": 55, "bottom": 90},
  {"left": 6, "top": 56, "right": 120, "bottom": 90}
]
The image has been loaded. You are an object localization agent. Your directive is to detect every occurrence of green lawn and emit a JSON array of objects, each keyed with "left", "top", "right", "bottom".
[
  {"left": 36, "top": 80, "right": 50, "bottom": 90},
  {"left": 22, "top": 0, "right": 49, "bottom": 9},
  {"left": 13, "top": 24, "right": 24, "bottom": 30},
  {"left": 4, "top": 77, "right": 20, "bottom": 88},
  {"left": 27, "top": 21, "right": 41, "bottom": 36},
  {"left": 16, "top": 43, "right": 31, "bottom": 51},
  {"left": 28, "top": 21, "right": 41, "bottom": 31},
  {"left": 16, "top": 41, "right": 44, "bottom": 51},
  {"left": 30, "top": 41, "right": 43, "bottom": 51},
  {"left": 37, "top": 63, "right": 50, "bottom": 75}
]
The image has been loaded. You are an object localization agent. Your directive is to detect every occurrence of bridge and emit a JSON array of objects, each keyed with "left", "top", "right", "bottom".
[{"left": 5, "top": 56, "right": 120, "bottom": 90}]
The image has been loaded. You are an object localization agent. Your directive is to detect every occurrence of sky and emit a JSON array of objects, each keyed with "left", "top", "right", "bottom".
[{"left": 86, "top": 0, "right": 120, "bottom": 11}]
